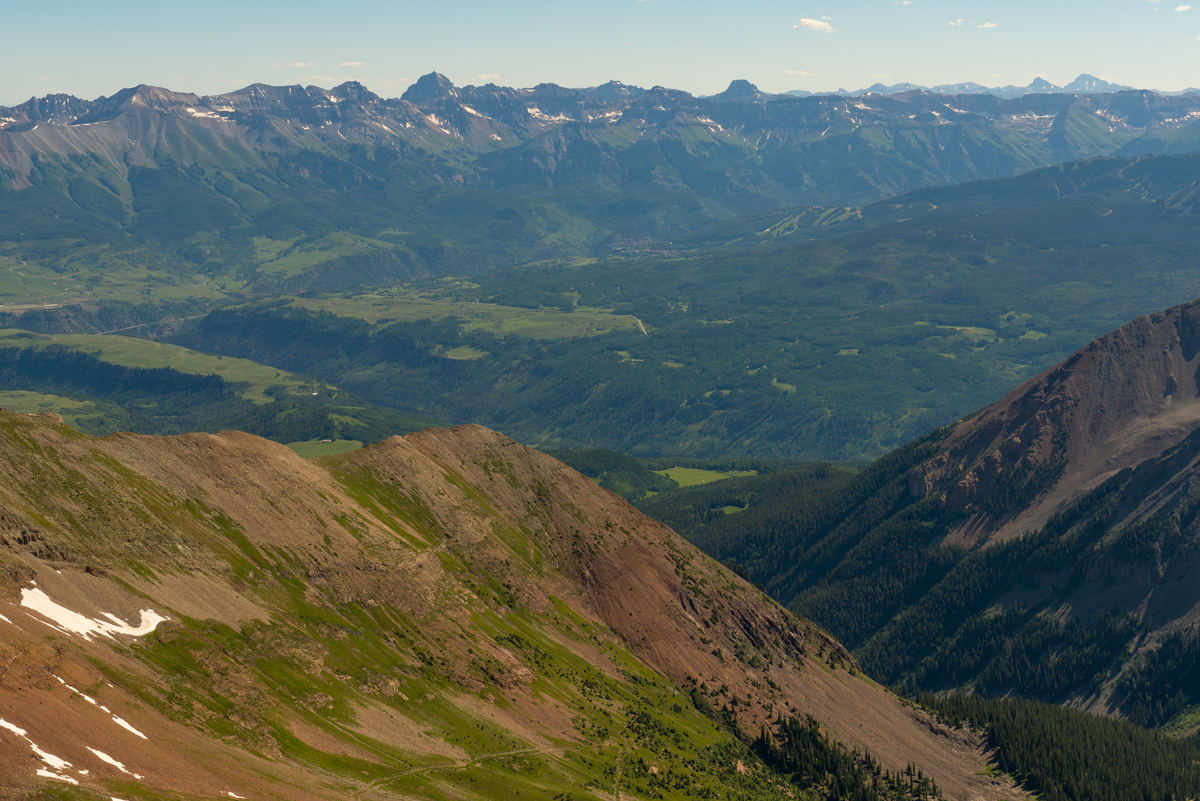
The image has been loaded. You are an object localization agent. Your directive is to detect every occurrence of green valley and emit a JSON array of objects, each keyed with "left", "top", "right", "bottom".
[
  {"left": 163, "top": 153, "right": 1200, "bottom": 460},
  {"left": 10, "top": 12, "right": 1200, "bottom": 801}
]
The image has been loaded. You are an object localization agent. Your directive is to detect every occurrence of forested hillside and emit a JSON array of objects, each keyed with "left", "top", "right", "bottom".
[
  {"left": 635, "top": 298, "right": 1200, "bottom": 737},
  {"left": 169, "top": 153, "right": 1200, "bottom": 459}
]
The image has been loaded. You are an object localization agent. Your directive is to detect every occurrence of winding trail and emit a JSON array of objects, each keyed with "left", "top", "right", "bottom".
[{"left": 350, "top": 745, "right": 558, "bottom": 799}]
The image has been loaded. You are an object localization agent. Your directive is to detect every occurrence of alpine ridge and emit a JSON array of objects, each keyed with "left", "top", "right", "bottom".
[
  {"left": 0, "top": 412, "right": 1020, "bottom": 800},
  {"left": 7, "top": 73, "right": 1200, "bottom": 205}
]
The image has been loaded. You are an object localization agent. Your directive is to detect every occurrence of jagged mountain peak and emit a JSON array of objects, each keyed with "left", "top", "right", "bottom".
[
  {"left": 1027, "top": 76, "right": 1063, "bottom": 93},
  {"left": 853, "top": 82, "right": 928, "bottom": 97},
  {"left": 3, "top": 92, "right": 94, "bottom": 124},
  {"left": 72, "top": 84, "right": 202, "bottom": 124},
  {"left": 1065, "top": 73, "right": 1134, "bottom": 93},
  {"left": 584, "top": 79, "right": 645, "bottom": 100},
  {"left": 724, "top": 78, "right": 758, "bottom": 93},
  {"left": 401, "top": 71, "right": 458, "bottom": 102},
  {"left": 709, "top": 78, "right": 774, "bottom": 103},
  {"left": 323, "top": 80, "right": 380, "bottom": 103}
]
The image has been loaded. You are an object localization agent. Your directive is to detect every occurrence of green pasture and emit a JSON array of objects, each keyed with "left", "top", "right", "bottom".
[
  {"left": 284, "top": 292, "right": 641, "bottom": 339},
  {"left": 653, "top": 466, "right": 758, "bottom": 487},
  {"left": 0, "top": 248, "right": 238, "bottom": 308},
  {"left": 0, "top": 329, "right": 327, "bottom": 403},
  {"left": 251, "top": 232, "right": 400, "bottom": 278}
]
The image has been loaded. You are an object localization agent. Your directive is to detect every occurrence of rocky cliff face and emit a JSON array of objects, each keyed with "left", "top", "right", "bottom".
[
  {"left": 913, "top": 298, "right": 1200, "bottom": 544},
  {"left": 0, "top": 413, "right": 1017, "bottom": 800}
]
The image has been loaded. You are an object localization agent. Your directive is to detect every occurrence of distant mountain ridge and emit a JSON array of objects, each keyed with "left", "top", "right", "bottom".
[
  {"left": 7, "top": 70, "right": 1200, "bottom": 333},
  {"left": 782, "top": 73, "right": 1200, "bottom": 99},
  {"left": 7, "top": 70, "right": 1200, "bottom": 211}
]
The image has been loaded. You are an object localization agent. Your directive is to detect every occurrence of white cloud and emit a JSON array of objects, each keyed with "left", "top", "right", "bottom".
[
  {"left": 780, "top": 69, "right": 812, "bottom": 76},
  {"left": 475, "top": 73, "right": 501, "bottom": 82},
  {"left": 287, "top": 61, "right": 314, "bottom": 68},
  {"left": 794, "top": 18, "right": 835, "bottom": 31},
  {"left": 948, "top": 18, "right": 964, "bottom": 26},
  {"left": 871, "top": 73, "right": 889, "bottom": 79},
  {"left": 894, "top": 1, "right": 913, "bottom": 5},
  {"left": 977, "top": 22, "right": 999, "bottom": 27},
  {"left": 339, "top": 61, "right": 365, "bottom": 67},
  {"left": 1176, "top": 3, "right": 1191, "bottom": 10}
]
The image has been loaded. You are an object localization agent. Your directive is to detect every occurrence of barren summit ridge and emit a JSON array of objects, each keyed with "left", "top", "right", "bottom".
[
  {"left": 913, "top": 297, "right": 1200, "bottom": 543},
  {"left": 0, "top": 414, "right": 1016, "bottom": 799}
]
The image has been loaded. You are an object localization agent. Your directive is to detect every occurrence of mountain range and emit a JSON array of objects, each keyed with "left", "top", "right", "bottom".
[
  {"left": 8, "top": 72, "right": 1200, "bottom": 221},
  {"left": 12, "top": 66, "right": 1200, "bottom": 800},
  {"left": 780, "top": 73, "right": 1200, "bottom": 100}
]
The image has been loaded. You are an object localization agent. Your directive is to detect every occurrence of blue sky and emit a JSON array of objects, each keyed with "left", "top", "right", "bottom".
[{"left": 2, "top": 0, "right": 1199, "bottom": 104}]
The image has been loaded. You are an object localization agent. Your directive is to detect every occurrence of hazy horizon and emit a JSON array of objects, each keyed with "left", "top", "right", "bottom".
[
  {"left": 4, "top": 0, "right": 1200, "bottom": 103},
  {"left": 0, "top": 70, "right": 1190, "bottom": 110}
]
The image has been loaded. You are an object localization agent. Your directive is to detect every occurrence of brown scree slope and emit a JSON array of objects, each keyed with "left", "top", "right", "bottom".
[
  {"left": 0, "top": 412, "right": 1021, "bottom": 800},
  {"left": 912, "top": 297, "right": 1200, "bottom": 545}
]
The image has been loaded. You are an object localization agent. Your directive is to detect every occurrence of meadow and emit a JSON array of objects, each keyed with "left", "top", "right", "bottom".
[
  {"left": 282, "top": 289, "right": 642, "bottom": 339},
  {"left": 654, "top": 466, "right": 757, "bottom": 487},
  {"left": 0, "top": 328, "right": 325, "bottom": 402}
]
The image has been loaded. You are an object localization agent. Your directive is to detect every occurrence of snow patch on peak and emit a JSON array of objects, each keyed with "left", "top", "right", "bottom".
[
  {"left": 526, "top": 106, "right": 574, "bottom": 123},
  {"left": 185, "top": 107, "right": 225, "bottom": 120}
]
